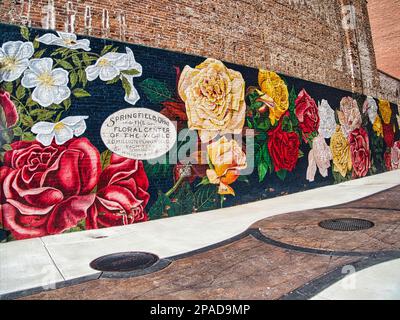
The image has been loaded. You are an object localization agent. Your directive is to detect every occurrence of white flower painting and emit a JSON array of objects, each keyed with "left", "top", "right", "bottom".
[
  {"left": 0, "top": 41, "right": 34, "bottom": 82},
  {"left": 21, "top": 58, "right": 70, "bottom": 107},
  {"left": 37, "top": 32, "right": 91, "bottom": 51},
  {"left": 317, "top": 99, "right": 336, "bottom": 139},
  {"left": 363, "top": 96, "right": 378, "bottom": 124},
  {"left": 31, "top": 115, "right": 88, "bottom": 146},
  {"left": 86, "top": 47, "right": 143, "bottom": 105}
]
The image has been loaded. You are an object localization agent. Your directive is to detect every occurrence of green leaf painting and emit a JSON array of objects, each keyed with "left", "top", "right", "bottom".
[
  {"left": 121, "top": 69, "right": 141, "bottom": 76},
  {"left": 194, "top": 184, "right": 219, "bottom": 212},
  {"left": 276, "top": 169, "right": 287, "bottom": 181},
  {"left": 148, "top": 192, "right": 176, "bottom": 220},
  {"left": 20, "top": 26, "right": 30, "bottom": 40},
  {"left": 55, "top": 59, "right": 74, "bottom": 70},
  {"left": 121, "top": 76, "right": 132, "bottom": 96},
  {"left": 139, "top": 78, "right": 172, "bottom": 104},
  {"left": 100, "top": 149, "right": 112, "bottom": 170},
  {"left": 72, "top": 88, "right": 91, "bottom": 98},
  {"left": 144, "top": 161, "right": 171, "bottom": 178},
  {"left": 170, "top": 182, "right": 194, "bottom": 216}
]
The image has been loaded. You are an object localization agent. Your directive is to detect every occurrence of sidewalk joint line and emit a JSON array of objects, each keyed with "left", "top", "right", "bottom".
[{"left": 40, "top": 238, "right": 66, "bottom": 281}]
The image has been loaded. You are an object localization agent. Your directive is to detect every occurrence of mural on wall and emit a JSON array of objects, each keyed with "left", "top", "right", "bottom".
[{"left": 0, "top": 23, "right": 399, "bottom": 241}]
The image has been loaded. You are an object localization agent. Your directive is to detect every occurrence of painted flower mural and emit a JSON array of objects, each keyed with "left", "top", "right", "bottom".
[
  {"left": 1, "top": 138, "right": 101, "bottom": 239},
  {"left": 379, "top": 99, "right": 392, "bottom": 125},
  {"left": 0, "top": 89, "right": 18, "bottom": 128},
  {"left": 31, "top": 116, "right": 88, "bottom": 146},
  {"left": 295, "top": 89, "right": 320, "bottom": 142},
  {"left": 178, "top": 58, "right": 246, "bottom": 143},
  {"left": 86, "top": 47, "right": 143, "bottom": 105},
  {"left": 206, "top": 136, "right": 247, "bottom": 196},
  {"left": 174, "top": 162, "right": 207, "bottom": 185},
  {"left": 87, "top": 155, "right": 150, "bottom": 228},
  {"left": 390, "top": 141, "right": 400, "bottom": 170},
  {"left": 337, "top": 97, "right": 362, "bottom": 137},
  {"left": 384, "top": 151, "right": 392, "bottom": 171},
  {"left": 348, "top": 128, "right": 371, "bottom": 178},
  {"left": 257, "top": 70, "right": 289, "bottom": 125},
  {"left": 21, "top": 58, "right": 70, "bottom": 107},
  {"left": 372, "top": 116, "right": 383, "bottom": 137},
  {"left": 363, "top": 96, "right": 378, "bottom": 124},
  {"left": 0, "top": 41, "right": 34, "bottom": 82},
  {"left": 268, "top": 120, "right": 300, "bottom": 173},
  {"left": 0, "top": 26, "right": 151, "bottom": 241},
  {"left": 0, "top": 24, "right": 399, "bottom": 243},
  {"left": 383, "top": 123, "right": 395, "bottom": 148},
  {"left": 317, "top": 99, "right": 336, "bottom": 139},
  {"left": 37, "top": 31, "right": 91, "bottom": 51},
  {"left": 397, "top": 104, "right": 400, "bottom": 129},
  {"left": 330, "top": 126, "right": 352, "bottom": 178},
  {"left": 86, "top": 52, "right": 129, "bottom": 82},
  {"left": 306, "top": 135, "right": 332, "bottom": 182}
]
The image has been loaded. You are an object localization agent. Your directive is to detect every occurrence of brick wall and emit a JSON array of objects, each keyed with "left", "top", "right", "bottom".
[
  {"left": 378, "top": 71, "right": 400, "bottom": 103},
  {"left": 1, "top": 0, "right": 397, "bottom": 101},
  {"left": 367, "top": 0, "right": 400, "bottom": 80}
]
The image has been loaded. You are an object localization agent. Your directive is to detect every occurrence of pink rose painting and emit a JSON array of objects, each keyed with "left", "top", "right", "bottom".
[
  {"left": 338, "top": 97, "right": 362, "bottom": 137},
  {"left": 306, "top": 135, "right": 333, "bottom": 182},
  {"left": 391, "top": 141, "right": 400, "bottom": 170}
]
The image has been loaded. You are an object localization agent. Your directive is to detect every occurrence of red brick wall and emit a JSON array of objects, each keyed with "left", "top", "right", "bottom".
[
  {"left": 0, "top": 0, "right": 398, "bottom": 103},
  {"left": 368, "top": 0, "right": 400, "bottom": 79}
]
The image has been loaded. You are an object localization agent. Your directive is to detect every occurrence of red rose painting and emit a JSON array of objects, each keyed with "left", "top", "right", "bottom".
[
  {"left": 295, "top": 89, "right": 320, "bottom": 142},
  {"left": 87, "top": 154, "right": 150, "bottom": 229},
  {"left": 384, "top": 151, "right": 392, "bottom": 171},
  {"left": 383, "top": 123, "right": 395, "bottom": 148},
  {"left": 268, "top": 121, "right": 300, "bottom": 172},
  {"left": 0, "top": 138, "right": 101, "bottom": 239},
  {"left": 0, "top": 89, "right": 18, "bottom": 128},
  {"left": 349, "top": 128, "right": 371, "bottom": 178}
]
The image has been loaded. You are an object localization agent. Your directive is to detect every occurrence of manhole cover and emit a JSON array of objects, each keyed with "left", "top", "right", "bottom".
[
  {"left": 318, "top": 218, "right": 374, "bottom": 231},
  {"left": 90, "top": 252, "right": 159, "bottom": 272}
]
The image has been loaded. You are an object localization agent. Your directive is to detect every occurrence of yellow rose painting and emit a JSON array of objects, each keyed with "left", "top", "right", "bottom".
[
  {"left": 258, "top": 70, "right": 289, "bottom": 125},
  {"left": 206, "top": 136, "right": 247, "bottom": 196},
  {"left": 178, "top": 58, "right": 246, "bottom": 143},
  {"left": 379, "top": 99, "right": 392, "bottom": 124},
  {"left": 372, "top": 115, "right": 383, "bottom": 137},
  {"left": 330, "top": 126, "right": 352, "bottom": 177}
]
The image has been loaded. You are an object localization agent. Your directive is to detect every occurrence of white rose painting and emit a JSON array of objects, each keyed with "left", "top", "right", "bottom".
[
  {"left": 21, "top": 58, "right": 71, "bottom": 107},
  {"left": 86, "top": 47, "right": 143, "bottom": 105},
  {"left": 37, "top": 31, "right": 91, "bottom": 51},
  {"left": 31, "top": 115, "right": 88, "bottom": 146},
  {"left": 0, "top": 41, "right": 34, "bottom": 82}
]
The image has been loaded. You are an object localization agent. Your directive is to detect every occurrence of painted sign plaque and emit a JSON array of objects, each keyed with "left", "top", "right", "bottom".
[{"left": 101, "top": 108, "right": 177, "bottom": 160}]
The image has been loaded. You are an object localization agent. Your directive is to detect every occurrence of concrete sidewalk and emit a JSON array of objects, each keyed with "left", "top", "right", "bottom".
[
  {"left": 1, "top": 170, "right": 399, "bottom": 298},
  {"left": 311, "top": 258, "right": 400, "bottom": 300}
]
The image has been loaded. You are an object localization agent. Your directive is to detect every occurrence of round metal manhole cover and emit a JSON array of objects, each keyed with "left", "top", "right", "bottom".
[
  {"left": 90, "top": 252, "right": 159, "bottom": 272},
  {"left": 318, "top": 218, "right": 375, "bottom": 231}
]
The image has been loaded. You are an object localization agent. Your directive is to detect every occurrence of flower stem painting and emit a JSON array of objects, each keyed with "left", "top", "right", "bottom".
[{"left": 0, "top": 23, "right": 399, "bottom": 242}]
